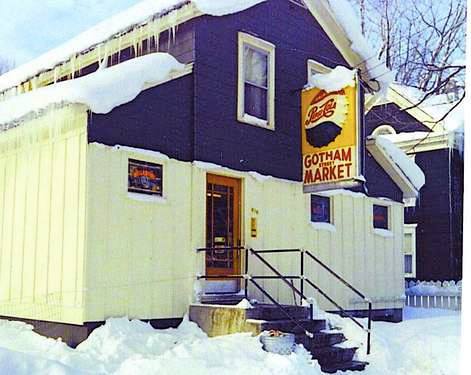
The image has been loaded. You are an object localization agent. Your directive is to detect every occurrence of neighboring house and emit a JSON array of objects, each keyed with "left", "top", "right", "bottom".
[
  {"left": 0, "top": 0, "right": 418, "bottom": 345},
  {"left": 366, "top": 84, "right": 464, "bottom": 282}
]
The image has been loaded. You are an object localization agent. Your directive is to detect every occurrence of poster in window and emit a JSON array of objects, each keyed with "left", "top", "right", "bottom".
[
  {"left": 128, "top": 159, "right": 163, "bottom": 196},
  {"left": 311, "top": 195, "right": 330, "bottom": 223},
  {"left": 373, "top": 205, "right": 388, "bottom": 229}
]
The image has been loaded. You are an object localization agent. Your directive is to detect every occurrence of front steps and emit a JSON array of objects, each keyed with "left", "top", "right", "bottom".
[{"left": 189, "top": 302, "right": 368, "bottom": 373}]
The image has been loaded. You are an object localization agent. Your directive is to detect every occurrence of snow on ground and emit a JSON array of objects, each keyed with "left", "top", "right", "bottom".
[{"left": 0, "top": 307, "right": 461, "bottom": 374}]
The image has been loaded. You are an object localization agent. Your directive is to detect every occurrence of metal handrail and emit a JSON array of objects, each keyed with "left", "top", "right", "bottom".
[
  {"left": 305, "top": 250, "right": 369, "bottom": 301},
  {"left": 303, "top": 249, "right": 372, "bottom": 354},
  {"left": 196, "top": 246, "right": 372, "bottom": 354}
]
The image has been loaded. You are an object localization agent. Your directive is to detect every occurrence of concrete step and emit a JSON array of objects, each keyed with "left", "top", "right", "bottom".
[
  {"left": 246, "top": 304, "right": 310, "bottom": 321},
  {"left": 200, "top": 294, "right": 244, "bottom": 305},
  {"left": 295, "top": 332, "right": 346, "bottom": 349},
  {"left": 248, "top": 318, "right": 326, "bottom": 334},
  {"left": 321, "top": 360, "right": 369, "bottom": 373},
  {"left": 311, "top": 346, "right": 358, "bottom": 365}
]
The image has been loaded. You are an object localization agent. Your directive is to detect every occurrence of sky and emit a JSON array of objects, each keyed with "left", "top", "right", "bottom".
[{"left": 0, "top": 0, "right": 141, "bottom": 68}]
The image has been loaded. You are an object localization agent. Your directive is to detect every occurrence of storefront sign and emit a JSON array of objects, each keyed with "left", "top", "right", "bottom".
[{"left": 301, "top": 76, "right": 361, "bottom": 192}]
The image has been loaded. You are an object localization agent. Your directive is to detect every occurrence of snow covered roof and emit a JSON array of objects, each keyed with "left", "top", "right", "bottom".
[
  {"left": 322, "top": 0, "right": 393, "bottom": 97},
  {"left": 375, "top": 83, "right": 464, "bottom": 133},
  {"left": 0, "top": 53, "right": 186, "bottom": 128},
  {"left": 0, "top": 0, "right": 265, "bottom": 94},
  {"left": 366, "top": 135, "right": 425, "bottom": 198},
  {"left": 0, "top": 0, "right": 389, "bottom": 98}
]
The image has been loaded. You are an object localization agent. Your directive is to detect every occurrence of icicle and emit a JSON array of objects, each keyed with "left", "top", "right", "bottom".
[
  {"left": 98, "top": 43, "right": 109, "bottom": 70},
  {"left": 118, "top": 35, "right": 123, "bottom": 63},
  {"left": 70, "top": 54, "right": 76, "bottom": 79},
  {"left": 53, "top": 66, "right": 59, "bottom": 84}
]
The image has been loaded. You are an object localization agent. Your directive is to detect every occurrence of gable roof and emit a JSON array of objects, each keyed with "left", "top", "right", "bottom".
[
  {"left": 372, "top": 83, "right": 444, "bottom": 132},
  {"left": 0, "top": 0, "right": 390, "bottom": 100},
  {"left": 366, "top": 135, "right": 425, "bottom": 199}
]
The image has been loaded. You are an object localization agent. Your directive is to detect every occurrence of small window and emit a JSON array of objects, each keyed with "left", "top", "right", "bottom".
[
  {"left": 238, "top": 32, "right": 275, "bottom": 129},
  {"left": 404, "top": 224, "right": 417, "bottom": 277},
  {"left": 128, "top": 159, "right": 163, "bottom": 196},
  {"left": 311, "top": 195, "right": 331, "bottom": 223},
  {"left": 307, "top": 59, "right": 331, "bottom": 85},
  {"left": 404, "top": 254, "right": 413, "bottom": 274},
  {"left": 373, "top": 204, "right": 389, "bottom": 229}
]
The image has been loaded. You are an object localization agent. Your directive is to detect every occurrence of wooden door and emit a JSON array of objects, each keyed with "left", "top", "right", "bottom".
[{"left": 206, "top": 174, "right": 241, "bottom": 279}]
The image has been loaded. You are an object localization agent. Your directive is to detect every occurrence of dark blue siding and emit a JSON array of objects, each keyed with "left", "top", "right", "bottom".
[
  {"left": 88, "top": 74, "right": 194, "bottom": 161},
  {"left": 408, "top": 148, "right": 463, "bottom": 280},
  {"left": 366, "top": 103, "right": 431, "bottom": 135},
  {"left": 364, "top": 151, "right": 403, "bottom": 202},
  {"left": 193, "top": 0, "right": 349, "bottom": 180}
]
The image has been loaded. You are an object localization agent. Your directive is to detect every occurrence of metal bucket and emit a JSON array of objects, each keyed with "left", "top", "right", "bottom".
[{"left": 260, "top": 332, "right": 295, "bottom": 355}]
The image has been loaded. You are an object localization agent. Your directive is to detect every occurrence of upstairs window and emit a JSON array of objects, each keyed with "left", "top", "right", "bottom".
[
  {"left": 311, "top": 195, "right": 331, "bottom": 223},
  {"left": 373, "top": 204, "right": 389, "bottom": 229},
  {"left": 238, "top": 32, "right": 275, "bottom": 129}
]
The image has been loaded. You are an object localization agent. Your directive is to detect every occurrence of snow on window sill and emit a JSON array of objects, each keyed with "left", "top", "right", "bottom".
[
  {"left": 310, "top": 222, "right": 336, "bottom": 232},
  {"left": 127, "top": 192, "right": 167, "bottom": 204},
  {"left": 239, "top": 113, "right": 273, "bottom": 130},
  {"left": 373, "top": 228, "right": 393, "bottom": 237}
]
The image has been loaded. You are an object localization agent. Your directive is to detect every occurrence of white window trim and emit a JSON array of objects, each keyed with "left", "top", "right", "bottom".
[
  {"left": 309, "top": 194, "right": 336, "bottom": 232},
  {"left": 307, "top": 58, "right": 331, "bottom": 76},
  {"left": 307, "top": 59, "right": 331, "bottom": 86},
  {"left": 404, "top": 223, "right": 417, "bottom": 278},
  {"left": 238, "top": 32, "right": 275, "bottom": 130},
  {"left": 125, "top": 156, "right": 167, "bottom": 202},
  {"left": 371, "top": 201, "right": 393, "bottom": 235}
]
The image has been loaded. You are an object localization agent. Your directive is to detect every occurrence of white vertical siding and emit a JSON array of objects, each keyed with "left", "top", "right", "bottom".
[
  {"left": 0, "top": 105, "right": 88, "bottom": 324},
  {"left": 84, "top": 143, "right": 404, "bottom": 322}
]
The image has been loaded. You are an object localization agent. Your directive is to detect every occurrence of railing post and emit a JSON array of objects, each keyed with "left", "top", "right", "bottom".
[
  {"left": 367, "top": 302, "right": 372, "bottom": 355},
  {"left": 244, "top": 248, "right": 249, "bottom": 300},
  {"left": 300, "top": 249, "right": 304, "bottom": 305},
  {"left": 309, "top": 303, "right": 314, "bottom": 320}
]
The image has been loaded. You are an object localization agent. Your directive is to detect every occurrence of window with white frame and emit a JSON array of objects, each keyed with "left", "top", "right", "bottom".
[
  {"left": 373, "top": 204, "right": 389, "bottom": 230},
  {"left": 307, "top": 59, "right": 331, "bottom": 81},
  {"left": 238, "top": 32, "right": 275, "bottom": 129},
  {"left": 404, "top": 224, "right": 417, "bottom": 278}
]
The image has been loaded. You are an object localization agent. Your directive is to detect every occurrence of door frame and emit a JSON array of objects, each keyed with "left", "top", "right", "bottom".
[{"left": 205, "top": 174, "right": 242, "bottom": 278}]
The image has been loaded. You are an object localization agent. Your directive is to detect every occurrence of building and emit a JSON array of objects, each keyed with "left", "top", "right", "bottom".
[
  {"left": 366, "top": 84, "right": 464, "bottom": 282},
  {"left": 0, "top": 0, "right": 420, "bottom": 345}
]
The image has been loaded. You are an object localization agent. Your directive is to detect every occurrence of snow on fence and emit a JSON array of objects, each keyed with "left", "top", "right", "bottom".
[{"left": 405, "top": 280, "right": 462, "bottom": 310}]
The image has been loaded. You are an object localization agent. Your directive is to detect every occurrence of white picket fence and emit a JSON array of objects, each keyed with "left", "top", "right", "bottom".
[{"left": 405, "top": 280, "right": 462, "bottom": 310}]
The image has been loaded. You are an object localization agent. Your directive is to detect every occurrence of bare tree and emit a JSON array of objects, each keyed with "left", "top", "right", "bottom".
[{"left": 356, "top": 0, "right": 466, "bottom": 102}]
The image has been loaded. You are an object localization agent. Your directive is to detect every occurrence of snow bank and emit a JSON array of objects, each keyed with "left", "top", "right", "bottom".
[
  {"left": 0, "top": 0, "right": 265, "bottom": 94},
  {"left": 0, "top": 316, "right": 318, "bottom": 375},
  {"left": 307, "top": 65, "right": 355, "bottom": 92},
  {"left": 376, "top": 136, "right": 425, "bottom": 190},
  {"left": 326, "top": 0, "right": 394, "bottom": 96},
  {"left": 406, "top": 280, "right": 462, "bottom": 296},
  {"left": 0, "top": 307, "right": 462, "bottom": 375},
  {"left": 0, "top": 53, "right": 185, "bottom": 126}
]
